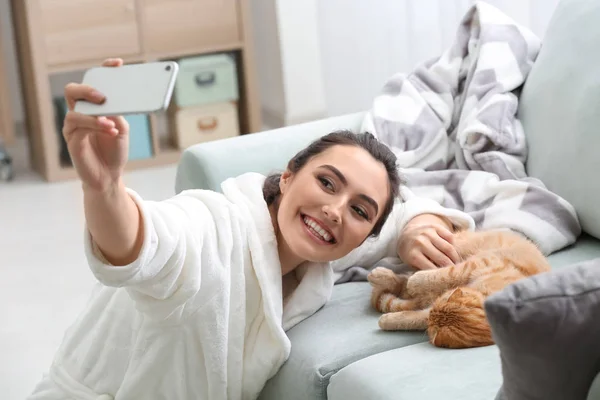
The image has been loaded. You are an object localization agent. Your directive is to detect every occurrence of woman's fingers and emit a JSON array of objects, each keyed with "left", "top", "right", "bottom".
[
  {"left": 63, "top": 112, "right": 100, "bottom": 134},
  {"left": 64, "top": 83, "right": 105, "bottom": 111},
  {"left": 412, "top": 252, "right": 437, "bottom": 270},
  {"left": 102, "top": 58, "right": 124, "bottom": 67},
  {"left": 64, "top": 126, "right": 118, "bottom": 142},
  {"left": 63, "top": 112, "right": 118, "bottom": 140},
  {"left": 106, "top": 116, "right": 129, "bottom": 136},
  {"left": 96, "top": 116, "right": 117, "bottom": 130},
  {"left": 64, "top": 112, "right": 115, "bottom": 131},
  {"left": 429, "top": 229, "right": 460, "bottom": 264},
  {"left": 410, "top": 227, "right": 458, "bottom": 268},
  {"left": 419, "top": 238, "right": 454, "bottom": 268},
  {"left": 434, "top": 224, "right": 454, "bottom": 243},
  {"left": 63, "top": 58, "right": 122, "bottom": 110}
]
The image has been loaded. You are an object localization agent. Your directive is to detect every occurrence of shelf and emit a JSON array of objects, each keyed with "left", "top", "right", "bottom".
[
  {"left": 11, "top": 0, "right": 261, "bottom": 182},
  {"left": 146, "top": 42, "right": 245, "bottom": 63},
  {"left": 47, "top": 54, "right": 147, "bottom": 75},
  {"left": 47, "top": 42, "right": 245, "bottom": 75}
]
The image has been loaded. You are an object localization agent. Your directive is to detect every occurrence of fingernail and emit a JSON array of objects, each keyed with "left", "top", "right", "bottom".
[
  {"left": 110, "top": 128, "right": 119, "bottom": 136},
  {"left": 97, "top": 117, "right": 110, "bottom": 126},
  {"left": 91, "top": 90, "right": 105, "bottom": 100}
]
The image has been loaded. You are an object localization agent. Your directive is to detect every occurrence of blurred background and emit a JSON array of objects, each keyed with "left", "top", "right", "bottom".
[{"left": 0, "top": 0, "right": 559, "bottom": 183}]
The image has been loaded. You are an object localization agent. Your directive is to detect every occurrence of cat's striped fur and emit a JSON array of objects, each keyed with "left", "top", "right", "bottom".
[{"left": 368, "top": 230, "right": 551, "bottom": 348}]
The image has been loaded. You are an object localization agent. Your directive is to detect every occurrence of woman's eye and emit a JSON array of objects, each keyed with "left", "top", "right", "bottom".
[
  {"left": 353, "top": 206, "right": 369, "bottom": 220},
  {"left": 318, "top": 177, "right": 334, "bottom": 191}
]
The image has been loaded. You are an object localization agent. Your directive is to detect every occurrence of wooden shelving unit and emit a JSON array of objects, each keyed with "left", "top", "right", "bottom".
[
  {"left": 0, "top": 29, "right": 15, "bottom": 147},
  {"left": 11, "top": 0, "right": 261, "bottom": 182}
]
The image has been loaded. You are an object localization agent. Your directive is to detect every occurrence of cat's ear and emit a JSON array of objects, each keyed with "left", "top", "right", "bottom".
[{"left": 447, "top": 288, "right": 464, "bottom": 302}]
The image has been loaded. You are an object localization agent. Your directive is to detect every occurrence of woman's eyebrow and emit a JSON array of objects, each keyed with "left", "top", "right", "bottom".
[
  {"left": 320, "top": 164, "right": 347, "bottom": 185},
  {"left": 319, "top": 164, "right": 379, "bottom": 214}
]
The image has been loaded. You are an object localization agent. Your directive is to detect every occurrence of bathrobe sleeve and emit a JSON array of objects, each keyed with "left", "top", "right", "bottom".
[
  {"left": 330, "top": 186, "right": 475, "bottom": 271},
  {"left": 83, "top": 187, "right": 245, "bottom": 319}
]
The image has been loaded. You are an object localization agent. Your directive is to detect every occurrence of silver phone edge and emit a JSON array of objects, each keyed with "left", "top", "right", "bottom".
[{"left": 73, "top": 60, "right": 180, "bottom": 117}]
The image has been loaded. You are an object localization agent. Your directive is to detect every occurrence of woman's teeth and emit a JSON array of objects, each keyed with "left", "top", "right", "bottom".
[{"left": 303, "top": 216, "right": 334, "bottom": 243}]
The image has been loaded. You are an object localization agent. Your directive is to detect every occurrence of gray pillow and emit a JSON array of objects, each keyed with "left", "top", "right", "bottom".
[{"left": 484, "top": 258, "right": 600, "bottom": 400}]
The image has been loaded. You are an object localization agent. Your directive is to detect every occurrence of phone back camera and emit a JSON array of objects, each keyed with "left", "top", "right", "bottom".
[{"left": 165, "top": 65, "right": 172, "bottom": 71}]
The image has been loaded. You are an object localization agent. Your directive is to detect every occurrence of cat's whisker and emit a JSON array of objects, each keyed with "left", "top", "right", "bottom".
[{"left": 430, "top": 331, "right": 438, "bottom": 343}]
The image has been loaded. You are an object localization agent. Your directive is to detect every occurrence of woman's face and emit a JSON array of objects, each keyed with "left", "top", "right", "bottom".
[{"left": 277, "top": 144, "right": 390, "bottom": 263}]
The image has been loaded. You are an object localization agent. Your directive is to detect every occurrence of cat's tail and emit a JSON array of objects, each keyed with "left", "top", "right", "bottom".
[{"left": 426, "top": 287, "right": 494, "bottom": 349}]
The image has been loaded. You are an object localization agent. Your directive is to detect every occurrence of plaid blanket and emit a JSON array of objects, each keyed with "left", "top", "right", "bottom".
[{"left": 336, "top": 2, "right": 581, "bottom": 284}]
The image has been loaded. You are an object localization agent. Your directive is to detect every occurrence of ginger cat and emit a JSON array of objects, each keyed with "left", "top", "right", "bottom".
[{"left": 367, "top": 229, "right": 551, "bottom": 349}]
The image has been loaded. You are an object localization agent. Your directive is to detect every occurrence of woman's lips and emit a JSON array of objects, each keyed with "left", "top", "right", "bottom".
[{"left": 301, "top": 214, "right": 336, "bottom": 245}]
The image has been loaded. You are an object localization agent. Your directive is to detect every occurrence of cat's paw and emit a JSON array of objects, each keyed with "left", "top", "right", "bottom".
[
  {"left": 405, "top": 270, "right": 430, "bottom": 296},
  {"left": 378, "top": 313, "right": 399, "bottom": 331},
  {"left": 379, "top": 310, "right": 428, "bottom": 331},
  {"left": 367, "top": 267, "right": 400, "bottom": 291}
]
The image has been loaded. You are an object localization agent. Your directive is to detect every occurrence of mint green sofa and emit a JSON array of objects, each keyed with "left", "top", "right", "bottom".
[
  {"left": 174, "top": 114, "right": 600, "bottom": 400},
  {"left": 174, "top": 1, "right": 600, "bottom": 398}
]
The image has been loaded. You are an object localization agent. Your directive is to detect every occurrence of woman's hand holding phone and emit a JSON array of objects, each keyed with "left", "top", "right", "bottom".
[
  {"left": 63, "top": 58, "right": 130, "bottom": 194},
  {"left": 64, "top": 58, "right": 144, "bottom": 267}
]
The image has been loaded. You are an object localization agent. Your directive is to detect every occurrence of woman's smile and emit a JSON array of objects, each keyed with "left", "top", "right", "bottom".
[{"left": 301, "top": 214, "right": 337, "bottom": 245}]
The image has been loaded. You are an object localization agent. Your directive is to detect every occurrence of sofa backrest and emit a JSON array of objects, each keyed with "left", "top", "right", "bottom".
[
  {"left": 518, "top": 0, "right": 600, "bottom": 240},
  {"left": 175, "top": 112, "right": 366, "bottom": 193}
]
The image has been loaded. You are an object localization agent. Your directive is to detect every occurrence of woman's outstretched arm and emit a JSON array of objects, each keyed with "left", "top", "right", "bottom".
[
  {"left": 83, "top": 180, "right": 144, "bottom": 266},
  {"left": 62, "top": 57, "right": 143, "bottom": 266}
]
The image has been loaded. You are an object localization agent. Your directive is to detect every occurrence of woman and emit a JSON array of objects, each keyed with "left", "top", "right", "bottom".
[{"left": 28, "top": 59, "right": 473, "bottom": 400}]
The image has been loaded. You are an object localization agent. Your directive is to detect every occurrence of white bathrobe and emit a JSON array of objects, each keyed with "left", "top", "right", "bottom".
[{"left": 28, "top": 172, "right": 474, "bottom": 400}]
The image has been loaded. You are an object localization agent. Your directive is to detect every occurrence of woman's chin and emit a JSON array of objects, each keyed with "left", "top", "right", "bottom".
[{"left": 302, "top": 240, "right": 346, "bottom": 263}]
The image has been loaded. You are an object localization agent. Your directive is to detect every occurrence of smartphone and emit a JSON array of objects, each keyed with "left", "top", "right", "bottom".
[{"left": 74, "top": 61, "right": 179, "bottom": 116}]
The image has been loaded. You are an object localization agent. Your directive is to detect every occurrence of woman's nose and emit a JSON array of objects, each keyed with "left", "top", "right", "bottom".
[{"left": 323, "top": 204, "right": 341, "bottom": 224}]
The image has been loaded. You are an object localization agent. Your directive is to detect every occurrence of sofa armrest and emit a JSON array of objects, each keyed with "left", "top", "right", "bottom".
[{"left": 174, "top": 112, "right": 366, "bottom": 193}]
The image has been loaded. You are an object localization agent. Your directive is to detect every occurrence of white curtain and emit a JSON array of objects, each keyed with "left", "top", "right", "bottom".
[{"left": 317, "top": 0, "right": 560, "bottom": 117}]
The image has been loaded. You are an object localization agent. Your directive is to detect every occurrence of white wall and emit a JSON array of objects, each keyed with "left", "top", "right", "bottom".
[
  {"left": 316, "top": 0, "right": 561, "bottom": 117},
  {"left": 249, "top": 0, "right": 286, "bottom": 126},
  {"left": 249, "top": 0, "right": 327, "bottom": 128},
  {"left": 275, "top": 0, "right": 327, "bottom": 126}
]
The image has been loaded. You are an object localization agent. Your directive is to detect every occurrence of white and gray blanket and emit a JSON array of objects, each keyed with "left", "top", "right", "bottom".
[{"left": 337, "top": 2, "right": 581, "bottom": 283}]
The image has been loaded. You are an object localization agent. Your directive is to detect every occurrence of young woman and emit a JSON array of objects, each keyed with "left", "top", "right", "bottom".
[{"left": 28, "top": 59, "right": 473, "bottom": 400}]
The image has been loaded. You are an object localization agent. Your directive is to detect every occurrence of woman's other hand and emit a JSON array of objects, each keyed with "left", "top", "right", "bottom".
[
  {"left": 397, "top": 214, "right": 460, "bottom": 270},
  {"left": 62, "top": 58, "right": 130, "bottom": 194}
]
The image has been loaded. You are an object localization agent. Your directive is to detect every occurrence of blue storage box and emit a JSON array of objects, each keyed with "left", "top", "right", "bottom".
[
  {"left": 52, "top": 98, "right": 153, "bottom": 161},
  {"left": 125, "top": 114, "right": 153, "bottom": 160}
]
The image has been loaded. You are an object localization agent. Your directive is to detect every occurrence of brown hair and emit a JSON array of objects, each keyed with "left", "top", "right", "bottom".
[{"left": 263, "top": 130, "right": 402, "bottom": 237}]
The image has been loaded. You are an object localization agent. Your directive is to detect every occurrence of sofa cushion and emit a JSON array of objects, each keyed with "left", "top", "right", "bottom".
[
  {"left": 327, "top": 342, "right": 502, "bottom": 400},
  {"left": 547, "top": 234, "right": 600, "bottom": 268},
  {"left": 485, "top": 257, "right": 600, "bottom": 400},
  {"left": 518, "top": 0, "right": 600, "bottom": 240},
  {"left": 257, "top": 282, "right": 429, "bottom": 400}
]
